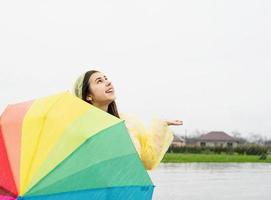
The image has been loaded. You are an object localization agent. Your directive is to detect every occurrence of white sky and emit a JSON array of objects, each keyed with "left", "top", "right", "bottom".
[{"left": 0, "top": 0, "right": 271, "bottom": 138}]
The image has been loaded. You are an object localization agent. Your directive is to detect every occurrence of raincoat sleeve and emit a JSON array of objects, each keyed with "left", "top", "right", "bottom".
[{"left": 119, "top": 113, "right": 174, "bottom": 171}]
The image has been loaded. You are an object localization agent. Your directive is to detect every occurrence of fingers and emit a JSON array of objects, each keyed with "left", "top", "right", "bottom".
[
  {"left": 174, "top": 120, "right": 183, "bottom": 125},
  {"left": 166, "top": 119, "right": 184, "bottom": 126},
  {"left": 167, "top": 121, "right": 183, "bottom": 126}
]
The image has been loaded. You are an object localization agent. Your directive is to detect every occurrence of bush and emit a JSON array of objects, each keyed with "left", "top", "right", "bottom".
[
  {"left": 235, "top": 145, "right": 268, "bottom": 155},
  {"left": 167, "top": 144, "right": 268, "bottom": 155},
  {"left": 259, "top": 153, "right": 268, "bottom": 160}
]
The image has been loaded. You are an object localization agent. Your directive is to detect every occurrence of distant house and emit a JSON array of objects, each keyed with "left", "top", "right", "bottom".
[
  {"left": 197, "top": 131, "right": 238, "bottom": 148},
  {"left": 184, "top": 138, "right": 198, "bottom": 146},
  {"left": 171, "top": 134, "right": 185, "bottom": 147}
]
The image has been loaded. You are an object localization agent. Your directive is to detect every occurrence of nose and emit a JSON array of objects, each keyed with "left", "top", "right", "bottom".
[{"left": 106, "top": 79, "right": 111, "bottom": 86}]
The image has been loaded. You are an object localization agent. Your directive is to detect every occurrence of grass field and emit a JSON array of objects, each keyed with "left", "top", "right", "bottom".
[{"left": 162, "top": 153, "right": 271, "bottom": 163}]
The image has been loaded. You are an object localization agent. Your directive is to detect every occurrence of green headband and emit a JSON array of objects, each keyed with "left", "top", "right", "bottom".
[{"left": 72, "top": 72, "right": 86, "bottom": 99}]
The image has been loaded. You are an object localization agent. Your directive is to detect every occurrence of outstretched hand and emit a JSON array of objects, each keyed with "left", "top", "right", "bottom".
[{"left": 165, "top": 119, "right": 183, "bottom": 126}]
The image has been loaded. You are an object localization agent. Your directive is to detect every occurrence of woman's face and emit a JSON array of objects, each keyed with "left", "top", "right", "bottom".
[{"left": 87, "top": 72, "right": 116, "bottom": 104}]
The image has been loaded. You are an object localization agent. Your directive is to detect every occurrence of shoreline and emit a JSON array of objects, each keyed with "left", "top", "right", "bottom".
[{"left": 162, "top": 153, "right": 271, "bottom": 163}]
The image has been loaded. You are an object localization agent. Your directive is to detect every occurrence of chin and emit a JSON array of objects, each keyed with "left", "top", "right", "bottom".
[
  {"left": 110, "top": 98, "right": 116, "bottom": 103},
  {"left": 107, "top": 97, "right": 116, "bottom": 104},
  {"left": 109, "top": 95, "right": 116, "bottom": 101}
]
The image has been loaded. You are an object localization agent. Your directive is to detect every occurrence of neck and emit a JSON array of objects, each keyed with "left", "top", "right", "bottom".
[{"left": 92, "top": 102, "right": 109, "bottom": 112}]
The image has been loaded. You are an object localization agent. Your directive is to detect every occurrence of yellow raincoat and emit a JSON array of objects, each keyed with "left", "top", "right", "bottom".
[{"left": 119, "top": 113, "right": 174, "bottom": 171}]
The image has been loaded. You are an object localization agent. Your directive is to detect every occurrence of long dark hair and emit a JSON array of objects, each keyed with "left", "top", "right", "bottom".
[{"left": 81, "top": 70, "right": 120, "bottom": 118}]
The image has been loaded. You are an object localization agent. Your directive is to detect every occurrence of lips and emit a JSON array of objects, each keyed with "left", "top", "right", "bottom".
[{"left": 105, "top": 87, "right": 114, "bottom": 93}]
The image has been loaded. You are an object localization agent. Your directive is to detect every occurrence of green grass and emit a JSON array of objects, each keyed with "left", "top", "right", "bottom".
[{"left": 162, "top": 153, "right": 271, "bottom": 163}]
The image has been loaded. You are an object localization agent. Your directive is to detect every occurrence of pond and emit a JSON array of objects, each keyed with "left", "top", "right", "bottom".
[{"left": 148, "top": 163, "right": 271, "bottom": 200}]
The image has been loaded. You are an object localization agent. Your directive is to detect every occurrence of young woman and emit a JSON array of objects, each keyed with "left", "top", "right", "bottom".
[{"left": 72, "top": 70, "right": 183, "bottom": 170}]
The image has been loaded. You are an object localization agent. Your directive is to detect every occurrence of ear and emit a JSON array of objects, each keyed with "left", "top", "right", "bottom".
[{"left": 86, "top": 95, "right": 93, "bottom": 101}]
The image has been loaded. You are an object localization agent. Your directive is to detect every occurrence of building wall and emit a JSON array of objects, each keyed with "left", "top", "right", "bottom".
[
  {"left": 172, "top": 141, "right": 185, "bottom": 147},
  {"left": 196, "top": 141, "right": 238, "bottom": 148}
]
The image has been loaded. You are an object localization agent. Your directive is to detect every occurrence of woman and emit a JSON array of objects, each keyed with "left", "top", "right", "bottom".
[{"left": 72, "top": 70, "right": 183, "bottom": 170}]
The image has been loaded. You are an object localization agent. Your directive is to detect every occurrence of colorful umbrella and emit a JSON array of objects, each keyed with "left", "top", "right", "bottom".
[{"left": 0, "top": 91, "right": 154, "bottom": 200}]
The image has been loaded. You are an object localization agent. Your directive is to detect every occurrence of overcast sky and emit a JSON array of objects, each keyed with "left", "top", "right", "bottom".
[{"left": 1, "top": 0, "right": 271, "bottom": 138}]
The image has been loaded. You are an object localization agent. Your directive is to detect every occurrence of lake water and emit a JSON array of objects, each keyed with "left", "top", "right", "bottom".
[{"left": 148, "top": 163, "right": 271, "bottom": 200}]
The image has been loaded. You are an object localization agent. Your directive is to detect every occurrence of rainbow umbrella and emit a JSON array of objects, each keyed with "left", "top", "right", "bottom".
[{"left": 0, "top": 92, "right": 154, "bottom": 200}]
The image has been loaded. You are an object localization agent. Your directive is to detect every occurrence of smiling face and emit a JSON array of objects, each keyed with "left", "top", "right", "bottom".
[{"left": 86, "top": 71, "right": 116, "bottom": 105}]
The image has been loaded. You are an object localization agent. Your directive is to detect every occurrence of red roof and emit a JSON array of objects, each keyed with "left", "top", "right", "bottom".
[{"left": 199, "top": 131, "right": 236, "bottom": 141}]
